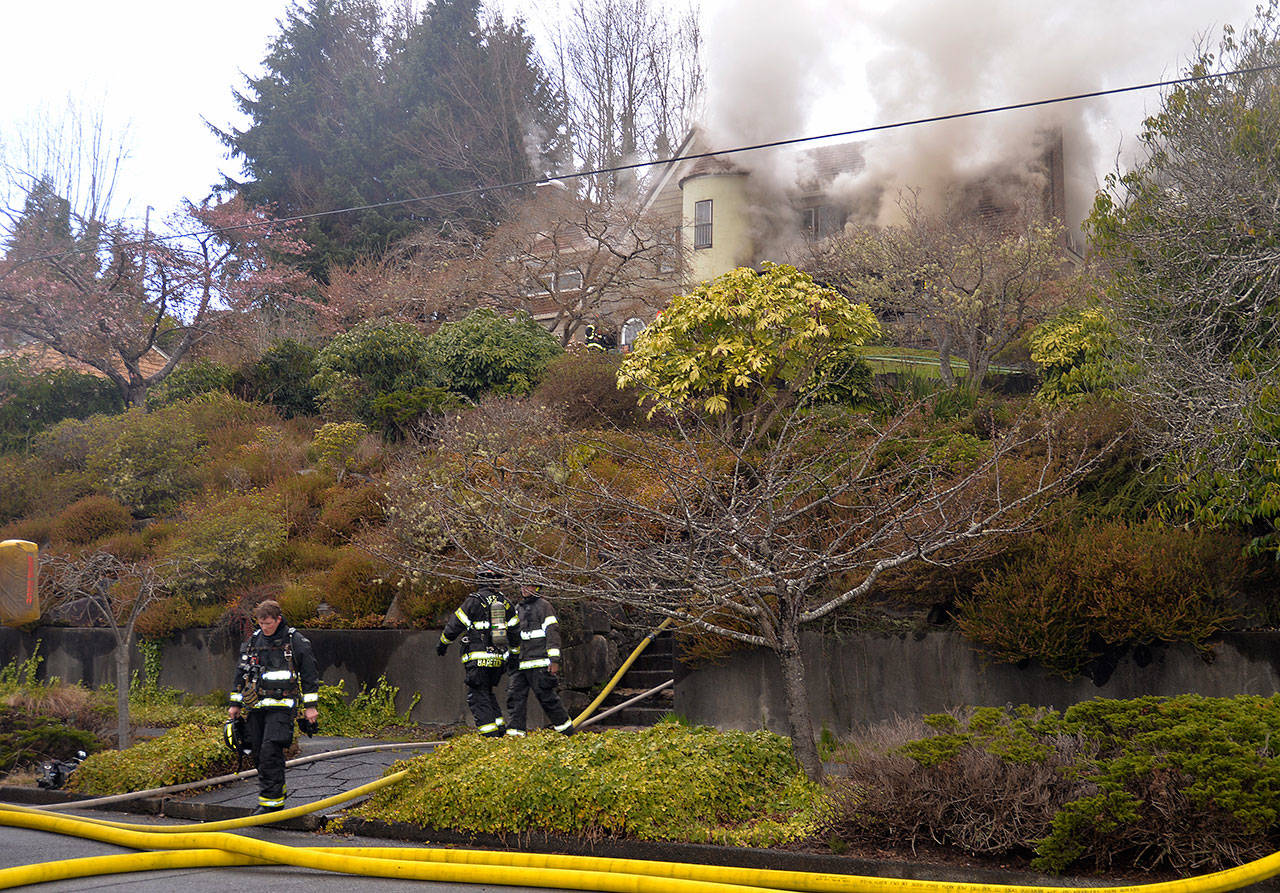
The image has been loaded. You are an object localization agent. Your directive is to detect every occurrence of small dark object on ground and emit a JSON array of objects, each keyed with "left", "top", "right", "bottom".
[{"left": 36, "top": 750, "right": 87, "bottom": 790}]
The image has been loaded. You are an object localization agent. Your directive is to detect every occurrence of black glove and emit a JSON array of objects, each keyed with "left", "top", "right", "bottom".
[
  {"left": 297, "top": 716, "right": 319, "bottom": 737},
  {"left": 506, "top": 654, "right": 519, "bottom": 673},
  {"left": 436, "top": 641, "right": 448, "bottom": 656}
]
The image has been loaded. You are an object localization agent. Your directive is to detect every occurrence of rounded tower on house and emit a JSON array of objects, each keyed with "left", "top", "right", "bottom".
[{"left": 679, "top": 156, "right": 753, "bottom": 286}]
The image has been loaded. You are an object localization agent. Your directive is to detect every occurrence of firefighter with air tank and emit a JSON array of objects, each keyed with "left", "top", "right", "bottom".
[{"left": 437, "top": 566, "right": 520, "bottom": 737}]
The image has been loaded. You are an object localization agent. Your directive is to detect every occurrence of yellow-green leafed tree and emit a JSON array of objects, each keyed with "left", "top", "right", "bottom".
[{"left": 617, "top": 263, "right": 880, "bottom": 435}]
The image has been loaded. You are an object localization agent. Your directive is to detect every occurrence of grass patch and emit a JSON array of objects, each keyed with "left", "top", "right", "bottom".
[{"left": 349, "top": 721, "right": 817, "bottom": 845}]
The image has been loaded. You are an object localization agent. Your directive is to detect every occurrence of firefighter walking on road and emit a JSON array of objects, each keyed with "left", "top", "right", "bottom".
[
  {"left": 437, "top": 568, "right": 519, "bottom": 737},
  {"left": 228, "top": 599, "right": 319, "bottom": 813},
  {"left": 506, "top": 578, "right": 574, "bottom": 736}
]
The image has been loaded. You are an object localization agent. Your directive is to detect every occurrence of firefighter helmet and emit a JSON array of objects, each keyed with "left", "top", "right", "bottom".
[{"left": 222, "top": 717, "right": 249, "bottom": 755}]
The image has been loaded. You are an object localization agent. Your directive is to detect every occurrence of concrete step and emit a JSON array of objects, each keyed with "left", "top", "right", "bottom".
[
  {"left": 594, "top": 704, "right": 674, "bottom": 727},
  {"left": 619, "top": 667, "right": 672, "bottom": 687}
]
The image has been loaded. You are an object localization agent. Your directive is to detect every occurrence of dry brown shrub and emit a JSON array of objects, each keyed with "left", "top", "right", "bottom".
[
  {"left": 4, "top": 686, "right": 111, "bottom": 738},
  {"left": 819, "top": 715, "right": 1093, "bottom": 858}
]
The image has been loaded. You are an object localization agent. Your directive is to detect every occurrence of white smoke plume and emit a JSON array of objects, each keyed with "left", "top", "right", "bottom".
[{"left": 698, "top": 0, "right": 1256, "bottom": 236}]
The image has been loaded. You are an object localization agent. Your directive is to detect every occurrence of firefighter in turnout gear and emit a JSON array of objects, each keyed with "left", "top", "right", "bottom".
[
  {"left": 437, "top": 568, "right": 519, "bottom": 737},
  {"left": 505, "top": 580, "right": 573, "bottom": 736},
  {"left": 228, "top": 599, "right": 320, "bottom": 813}
]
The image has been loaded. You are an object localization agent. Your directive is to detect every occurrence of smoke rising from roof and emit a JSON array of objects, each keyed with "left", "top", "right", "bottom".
[{"left": 699, "top": 0, "right": 1255, "bottom": 234}]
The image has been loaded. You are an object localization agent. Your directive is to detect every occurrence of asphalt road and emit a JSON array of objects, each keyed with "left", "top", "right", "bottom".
[{"left": 0, "top": 810, "right": 583, "bottom": 892}]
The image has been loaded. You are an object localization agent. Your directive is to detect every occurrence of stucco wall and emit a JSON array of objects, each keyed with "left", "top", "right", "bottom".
[{"left": 681, "top": 172, "right": 754, "bottom": 285}]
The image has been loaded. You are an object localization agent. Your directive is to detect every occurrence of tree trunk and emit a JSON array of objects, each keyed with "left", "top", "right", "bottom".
[
  {"left": 936, "top": 336, "right": 957, "bottom": 389},
  {"left": 115, "top": 640, "right": 131, "bottom": 749},
  {"left": 775, "top": 637, "right": 823, "bottom": 782}
]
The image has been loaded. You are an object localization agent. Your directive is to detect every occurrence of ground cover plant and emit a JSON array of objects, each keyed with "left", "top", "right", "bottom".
[
  {"left": 820, "top": 695, "right": 1280, "bottom": 874},
  {"left": 66, "top": 721, "right": 233, "bottom": 794},
  {"left": 65, "top": 675, "right": 423, "bottom": 794},
  {"left": 349, "top": 721, "right": 818, "bottom": 846}
]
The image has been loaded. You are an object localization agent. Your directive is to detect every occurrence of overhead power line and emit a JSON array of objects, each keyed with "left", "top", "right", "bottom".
[{"left": 10, "top": 60, "right": 1280, "bottom": 267}]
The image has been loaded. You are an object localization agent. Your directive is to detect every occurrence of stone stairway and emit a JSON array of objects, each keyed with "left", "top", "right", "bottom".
[{"left": 591, "top": 630, "right": 676, "bottom": 727}]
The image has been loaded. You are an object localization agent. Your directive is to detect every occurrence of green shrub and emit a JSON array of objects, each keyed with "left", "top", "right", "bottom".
[
  {"left": 0, "top": 456, "right": 35, "bottom": 526},
  {"left": 134, "top": 595, "right": 226, "bottom": 639},
  {"left": 67, "top": 722, "right": 231, "bottom": 794},
  {"left": 352, "top": 722, "right": 815, "bottom": 845},
  {"left": 277, "top": 581, "right": 323, "bottom": 622},
  {"left": 819, "top": 696, "right": 1280, "bottom": 874},
  {"left": 310, "top": 421, "right": 369, "bottom": 481},
  {"left": 145, "top": 360, "right": 235, "bottom": 409},
  {"left": 316, "top": 482, "right": 385, "bottom": 545},
  {"left": 32, "top": 413, "right": 126, "bottom": 474},
  {"left": 49, "top": 495, "right": 134, "bottom": 545},
  {"left": 389, "top": 574, "right": 471, "bottom": 628},
  {"left": 534, "top": 348, "right": 643, "bottom": 428},
  {"left": 312, "top": 320, "right": 435, "bottom": 423},
  {"left": 234, "top": 339, "right": 320, "bottom": 419},
  {"left": 161, "top": 491, "right": 288, "bottom": 603},
  {"left": 85, "top": 406, "right": 206, "bottom": 516},
  {"left": 0, "top": 359, "right": 123, "bottom": 453},
  {"left": 282, "top": 540, "right": 340, "bottom": 572},
  {"left": 423, "top": 308, "right": 563, "bottom": 399},
  {"left": 316, "top": 677, "right": 420, "bottom": 737},
  {"left": 957, "top": 520, "right": 1243, "bottom": 676},
  {"left": 0, "top": 707, "right": 102, "bottom": 772},
  {"left": 369, "top": 385, "right": 460, "bottom": 440}
]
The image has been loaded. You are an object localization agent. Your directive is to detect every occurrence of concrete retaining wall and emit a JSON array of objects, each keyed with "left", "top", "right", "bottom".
[
  {"left": 674, "top": 629, "right": 1280, "bottom": 732},
  {"left": 3, "top": 627, "right": 1279, "bottom": 732}
]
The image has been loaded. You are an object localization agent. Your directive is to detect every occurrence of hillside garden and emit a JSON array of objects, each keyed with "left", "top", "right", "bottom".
[{"left": 2, "top": 2, "right": 1280, "bottom": 877}]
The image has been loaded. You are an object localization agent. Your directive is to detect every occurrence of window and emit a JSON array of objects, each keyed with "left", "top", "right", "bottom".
[
  {"left": 693, "top": 199, "right": 712, "bottom": 249},
  {"left": 802, "top": 207, "right": 818, "bottom": 240},
  {"left": 621, "top": 317, "right": 647, "bottom": 349}
]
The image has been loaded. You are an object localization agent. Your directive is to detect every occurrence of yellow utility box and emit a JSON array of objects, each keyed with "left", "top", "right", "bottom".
[{"left": 0, "top": 540, "right": 39, "bottom": 627}]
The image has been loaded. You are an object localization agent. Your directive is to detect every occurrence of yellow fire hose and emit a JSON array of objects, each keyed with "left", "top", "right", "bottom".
[
  {"left": 573, "top": 616, "right": 674, "bottom": 727},
  {"left": 11, "top": 622, "right": 1279, "bottom": 892},
  {"left": 4, "top": 800, "right": 1280, "bottom": 893}
]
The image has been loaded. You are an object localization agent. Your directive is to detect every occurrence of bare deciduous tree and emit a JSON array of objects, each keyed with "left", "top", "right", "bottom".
[
  {"left": 0, "top": 192, "right": 318, "bottom": 407},
  {"left": 40, "top": 553, "right": 174, "bottom": 749},
  {"left": 473, "top": 185, "right": 680, "bottom": 346},
  {"left": 814, "top": 192, "right": 1066, "bottom": 390},
  {"left": 550, "top": 0, "right": 703, "bottom": 198},
  {"left": 1090, "top": 6, "right": 1280, "bottom": 494},
  {"left": 386, "top": 394, "right": 1117, "bottom": 780}
]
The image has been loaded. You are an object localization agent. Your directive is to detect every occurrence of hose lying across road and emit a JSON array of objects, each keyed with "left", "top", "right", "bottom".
[
  {"left": 10, "top": 621, "right": 1279, "bottom": 891},
  {"left": 5, "top": 798, "right": 1280, "bottom": 893}
]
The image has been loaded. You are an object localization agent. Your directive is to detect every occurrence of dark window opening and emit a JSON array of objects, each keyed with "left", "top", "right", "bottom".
[{"left": 693, "top": 199, "right": 713, "bottom": 249}]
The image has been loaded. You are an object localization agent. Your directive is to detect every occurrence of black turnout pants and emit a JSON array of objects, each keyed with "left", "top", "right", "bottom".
[
  {"left": 465, "top": 664, "right": 506, "bottom": 737},
  {"left": 245, "top": 707, "right": 294, "bottom": 805},
  {"left": 506, "top": 667, "right": 570, "bottom": 732}
]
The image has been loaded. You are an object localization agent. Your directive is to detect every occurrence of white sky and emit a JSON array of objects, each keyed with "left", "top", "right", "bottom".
[{"left": 0, "top": 0, "right": 1261, "bottom": 231}]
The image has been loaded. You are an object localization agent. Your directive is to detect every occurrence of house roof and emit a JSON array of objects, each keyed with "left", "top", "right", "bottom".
[
  {"left": 792, "top": 142, "right": 866, "bottom": 192},
  {"left": 677, "top": 154, "right": 749, "bottom": 188},
  {"left": 0, "top": 343, "right": 169, "bottom": 380}
]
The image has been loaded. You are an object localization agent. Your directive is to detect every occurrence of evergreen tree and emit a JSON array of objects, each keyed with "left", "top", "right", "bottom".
[{"left": 215, "top": 0, "right": 565, "bottom": 277}]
